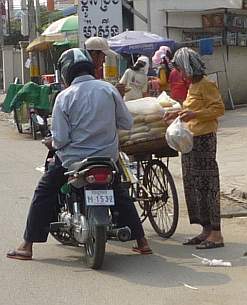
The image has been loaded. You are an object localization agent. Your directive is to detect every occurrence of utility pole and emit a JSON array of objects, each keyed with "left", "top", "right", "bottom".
[
  {"left": 35, "top": 0, "right": 40, "bottom": 35},
  {"left": 146, "top": 0, "right": 151, "bottom": 32},
  {"left": 122, "top": 0, "right": 151, "bottom": 32},
  {"left": 0, "top": 0, "right": 3, "bottom": 90},
  {"left": 0, "top": 0, "right": 4, "bottom": 46},
  {"left": 28, "top": 0, "right": 39, "bottom": 82},
  {"left": 7, "top": 0, "right": 11, "bottom": 35},
  {"left": 21, "top": 0, "right": 28, "bottom": 36}
]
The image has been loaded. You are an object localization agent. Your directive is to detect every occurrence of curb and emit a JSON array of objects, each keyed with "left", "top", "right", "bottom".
[
  {"left": 220, "top": 191, "right": 247, "bottom": 218},
  {"left": 230, "top": 188, "right": 247, "bottom": 201},
  {"left": 221, "top": 188, "right": 247, "bottom": 205},
  {"left": 173, "top": 172, "right": 247, "bottom": 205}
]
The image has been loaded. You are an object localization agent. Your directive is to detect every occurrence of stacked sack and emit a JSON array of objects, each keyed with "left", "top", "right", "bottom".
[{"left": 119, "top": 95, "right": 181, "bottom": 147}]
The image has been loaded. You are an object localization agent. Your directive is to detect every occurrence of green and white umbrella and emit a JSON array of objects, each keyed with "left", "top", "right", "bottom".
[{"left": 42, "top": 15, "right": 78, "bottom": 36}]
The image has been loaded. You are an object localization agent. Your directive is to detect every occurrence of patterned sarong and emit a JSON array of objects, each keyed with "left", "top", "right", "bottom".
[{"left": 181, "top": 133, "right": 221, "bottom": 230}]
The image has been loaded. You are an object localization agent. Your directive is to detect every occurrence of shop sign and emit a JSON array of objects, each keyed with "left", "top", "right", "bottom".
[{"left": 79, "top": 0, "right": 122, "bottom": 45}]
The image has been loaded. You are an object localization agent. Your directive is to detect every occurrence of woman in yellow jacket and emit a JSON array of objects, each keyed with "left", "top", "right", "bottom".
[{"left": 164, "top": 47, "right": 225, "bottom": 250}]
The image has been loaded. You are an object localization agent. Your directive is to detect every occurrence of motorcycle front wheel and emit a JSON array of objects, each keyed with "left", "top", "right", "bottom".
[{"left": 84, "top": 224, "right": 106, "bottom": 270}]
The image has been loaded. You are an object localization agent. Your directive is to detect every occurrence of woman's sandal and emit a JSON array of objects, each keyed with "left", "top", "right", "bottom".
[
  {"left": 6, "top": 249, "right": 32, "bottom": 260},
  {"left": 183, "top": 236, "right": 206, "bottom": 245},
  {"left": 196, "top": 240, "right": 224, "bottom": 250}
]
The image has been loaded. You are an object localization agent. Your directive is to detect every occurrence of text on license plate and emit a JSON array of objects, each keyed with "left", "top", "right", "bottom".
[{"left": 85, "top": 190, "right": 115, "bottom": 206}]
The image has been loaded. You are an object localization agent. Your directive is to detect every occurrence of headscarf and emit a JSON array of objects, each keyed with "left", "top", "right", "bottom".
[
  {"left": 152, "top": 46, "right": 171, "bottom": 66},
  {"left": 136, "top": 55, "right": 150, "bottom": 75},
  {"left": 159, "top": 46, "right": 172, "bottom": 60},
  {"left": 172, "top": 47, "right": 206, "bottom": 77}
]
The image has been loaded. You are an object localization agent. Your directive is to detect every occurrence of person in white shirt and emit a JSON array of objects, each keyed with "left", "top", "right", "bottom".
[{"left": 119, "top": 56, "right": 149, "bottom": 101}]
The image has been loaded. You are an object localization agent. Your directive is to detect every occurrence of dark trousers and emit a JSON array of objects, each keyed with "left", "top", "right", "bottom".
[{"left": 24, "top": 156, "right": 144, "bottom": 242}]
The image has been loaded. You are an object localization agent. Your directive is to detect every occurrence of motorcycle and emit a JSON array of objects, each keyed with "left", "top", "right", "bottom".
[{"left": 48, "top": 156, "right": 132, "bottom": 270}]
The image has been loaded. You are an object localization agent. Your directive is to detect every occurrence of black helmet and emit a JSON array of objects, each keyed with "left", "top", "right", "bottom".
[{"left": 57, "top": 48, "right": 94, "bottom": 86}]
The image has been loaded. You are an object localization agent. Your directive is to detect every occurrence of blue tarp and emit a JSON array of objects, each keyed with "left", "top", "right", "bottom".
[
  {"left": 62, "top": 6, "right": 77, "bottom": 17},
  {"left": 199, "top": 38, "right": 214, "bottom": 55},
  {"left": 108, "top": 31, "right": 176, "bottom": 55}
]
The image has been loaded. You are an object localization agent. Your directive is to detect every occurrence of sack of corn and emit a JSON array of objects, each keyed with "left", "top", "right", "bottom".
[
  {"left": 119, "top": 97, "right": 167, "bottom": 147},
  {"left": 119, "top": 94, "right": 182, "bottom": 153}
]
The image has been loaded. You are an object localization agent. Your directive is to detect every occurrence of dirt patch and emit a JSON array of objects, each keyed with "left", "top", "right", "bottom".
[{"left": 0, "top": 110, "right": 13, "bottom": 122}]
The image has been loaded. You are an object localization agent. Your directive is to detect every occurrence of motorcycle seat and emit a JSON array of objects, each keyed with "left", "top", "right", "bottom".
[{"left": 68, "top": 157, "right": 118, "bottom": 173}]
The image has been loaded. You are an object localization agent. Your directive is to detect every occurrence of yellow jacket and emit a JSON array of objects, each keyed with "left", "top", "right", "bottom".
[
  {"left": 158, "top": 67, "right": 169, "bottom": 91},
  {"left": 183, "top": 77, "right": 225, "bottom": 136}
]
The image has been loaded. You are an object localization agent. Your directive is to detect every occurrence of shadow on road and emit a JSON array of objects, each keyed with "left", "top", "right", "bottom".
[{"left": 32, "top": 240, "right": 235, "bottom": 289}]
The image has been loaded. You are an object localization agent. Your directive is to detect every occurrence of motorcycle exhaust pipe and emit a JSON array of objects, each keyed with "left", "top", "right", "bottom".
[{"left": 108, "top": 226, "right": 131, "bottom": 242}]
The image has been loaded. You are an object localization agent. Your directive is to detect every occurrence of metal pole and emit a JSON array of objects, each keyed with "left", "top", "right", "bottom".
[
  {"left": 0, "top": 0, "right": 4, "bottom": 46},
  {"left": 146, "top": 0, "right": 151, "bottom": 32},
  {"left": 0, "top": 0, "right": 3, "bottom": 90},
  {"left": 7, "top": 0, "right": 11, "bottom": 35},
  {"left": 28, "top": 0, "right": 39, "bottom": 82},
  {"left": 122, "top": 0, "right": 151, "bottom": 31},
  {"left": 35, "top": 0, "right": 40, "bottom": 35},
  {"left": 122, "top": 0, "right": 148, "bottom": 24}
]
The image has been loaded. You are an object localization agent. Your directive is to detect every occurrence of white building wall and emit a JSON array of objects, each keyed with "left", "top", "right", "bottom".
[
  {"left": 133, "top": 0, "right": 247, "bottom": 106},
  {"left": 2, "top": 46, "right": 22, "bottom": 92},
  {"left": 133, "top": 0, "right": 165, "bottom": 36},
  {"left": 13, "top": 50, "right": 22, "bottom": 81},
  {"left": 153, "top": 0, "right": 242, "bottom": 10},
  {"left": 133, "top": 1, "right": 204, "bottom": 37},
  {"left": 209, "top": 46, "right": 247, "bottom": 105}
]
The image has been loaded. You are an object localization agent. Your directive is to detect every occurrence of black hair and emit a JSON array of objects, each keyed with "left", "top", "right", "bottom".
[
  {"left": 67, "top": 61, "right": 95, "bottom": 85},
  {"left": 166, "top": 50, "right": 173, "bottom": 61}
]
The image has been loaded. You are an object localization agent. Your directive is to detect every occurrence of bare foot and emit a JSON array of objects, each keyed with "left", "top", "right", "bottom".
[
  {"left": 7, "top": 241, "right": 33, "bottom": 260},
  {"left": 205, "top": 231, "right": 224, "bottom": 243},
  {"left": 133, "top": 237, "right": 153, "bottom": 254}
]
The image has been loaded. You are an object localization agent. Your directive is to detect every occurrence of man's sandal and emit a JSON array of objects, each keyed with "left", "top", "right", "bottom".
[
  {"left": 132, "top": 246, "right": 153, "bottom": 255},
  {"left": 6, "top": 249, "right": 32, "bottom": 260}
]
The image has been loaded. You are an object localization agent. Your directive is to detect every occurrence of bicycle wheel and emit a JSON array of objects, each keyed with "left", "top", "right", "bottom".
[
  {"left": 13, "top": 108, "right": 23, "bottom": 133},
  {"left": 129, "top": 183, "right": 149, "bottom": 223},
  {"left": 143, "top": 159, "right": 179, "bottom": 238}
]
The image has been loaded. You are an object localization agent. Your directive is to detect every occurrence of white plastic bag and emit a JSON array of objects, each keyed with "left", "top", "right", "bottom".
[
  {"left": 192, "top": 254, "right": 232, "bottom": 267},
  {"left": 165, "top": 117, "right": 193, "bottom": 153},
  {"left": 125, "top": 97, "right": 163, "bottom": 115},
  {"left": 157, "top": 91, "right": 182, "bottom": 112}
]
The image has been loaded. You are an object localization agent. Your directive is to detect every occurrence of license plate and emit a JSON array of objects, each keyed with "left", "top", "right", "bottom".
[{"left": 85, "top": 189, "right": 115, "bottom": 206}]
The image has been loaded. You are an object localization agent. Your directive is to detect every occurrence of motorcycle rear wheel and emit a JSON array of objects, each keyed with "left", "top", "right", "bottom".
[{"left": 84, "top": 224, "right": 106, "bottom": 270}]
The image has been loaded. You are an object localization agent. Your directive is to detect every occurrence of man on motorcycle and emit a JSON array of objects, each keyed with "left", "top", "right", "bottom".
[{"left": 7, "top": 48, "right": 152, "bottom": 260}]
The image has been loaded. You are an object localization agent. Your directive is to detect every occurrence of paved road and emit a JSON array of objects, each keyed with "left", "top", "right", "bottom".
[{"left": 0, "top": 118, "right": 247, "bottom": 305}]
